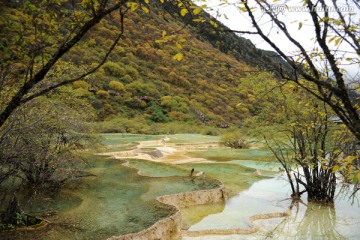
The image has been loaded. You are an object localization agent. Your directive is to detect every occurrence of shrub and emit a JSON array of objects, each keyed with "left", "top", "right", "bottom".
[
  {"left": 120, "top": 74, "right": 133, "bottom": 83},
  {"left": 102, "top": 61, "right": 124, "bottom": 77},
  {"left": 109, "top": 80, "right": 125, "bottom": 92},
  {"left": 100, "top": 116, "right": 151, "bottom": 134},
  {"left": 90, "top": 98, "right": 103, "bottom": 109},
  {"left": 150, "top": 103, "right": 170, "bottom": 123},
  {"left": 102, "top": 81, "right": 110, "bottom": 90},
  {"left": 74, "top": 88, "right": 92, "bottom": 97},
  {"left": 220, "top": 132, "right": 248, "bottom": 149},
  {"left": 124, "top": 65, "right": 139, "bottom": 79},
  {"left": 73, "top": 80, "right": 90, "bottom": 89},
  {"left": 168, "top": 111, "right": 185, "bottom": 121},
  {"left": 201, "top": 128, "right": 220, "bottom": 136},
  {"left": 96, "top": 90, "right": 110, "bottom": 99},
  {"left": 103, "top": 104, "right": 116, "bottom": 115}
]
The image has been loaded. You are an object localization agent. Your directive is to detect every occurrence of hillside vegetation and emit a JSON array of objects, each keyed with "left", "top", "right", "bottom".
[
  {"left": 62, "top": 2, "right": 282, "bottom": 131},
  {"left": 1, "top": 1, "right": 284, "bottom": 133}
]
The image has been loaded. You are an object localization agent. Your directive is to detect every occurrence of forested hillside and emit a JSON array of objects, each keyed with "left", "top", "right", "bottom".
[
  {"left": 1, "top": 1, "right": 284, "bottom": 131},
  {"left": 60, "top": 2, "right": 283, "bottom": 128}
]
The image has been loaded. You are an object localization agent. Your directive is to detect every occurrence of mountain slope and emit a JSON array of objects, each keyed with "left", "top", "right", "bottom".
[{"left": 64, "top": 2, "right": 280, "bottom": 126}]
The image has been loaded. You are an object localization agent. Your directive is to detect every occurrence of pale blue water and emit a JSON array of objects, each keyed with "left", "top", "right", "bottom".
[
  {"left": 2, "top": 155, "right": 220, "bottom": 240},
  {"left": 3, "top": 134, "right": 359, "bottom": 240},
  {"left": 185, "top": 174, "right": 360, "bottom": 240}
]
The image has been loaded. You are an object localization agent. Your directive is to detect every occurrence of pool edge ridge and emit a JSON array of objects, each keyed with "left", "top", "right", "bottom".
[{"left": 107, "top": 184, "right": 227, "bottom": 240}]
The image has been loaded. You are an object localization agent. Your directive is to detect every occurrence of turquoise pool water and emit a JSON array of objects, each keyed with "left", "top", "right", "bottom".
[
  {"left": 184, "top": 177, "right": 360, "bottom": 239},
  {"left": 188, "top": 147, "right": 274, "bottom": 162},
  {"left": 2, "top": 133, "right": 359, "bottom": 240},
  {"left": 100, "top": 133, "right": 162, "bottom": 145},
  {"left": 1, "top": 156, "right": 220, "bottom": 240},
  {"left": 166, "top": 134, "right": 220, "bottom": 144}
]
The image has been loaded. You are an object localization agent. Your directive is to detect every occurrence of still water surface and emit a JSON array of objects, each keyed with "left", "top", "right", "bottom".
[{"left": 1, "top": 134, "right": 359, "bottom": 240}]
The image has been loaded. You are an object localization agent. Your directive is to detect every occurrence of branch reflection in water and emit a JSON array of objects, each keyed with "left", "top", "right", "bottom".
[{"left": 269, "top": 186, "right": 360, "bottom": 240}]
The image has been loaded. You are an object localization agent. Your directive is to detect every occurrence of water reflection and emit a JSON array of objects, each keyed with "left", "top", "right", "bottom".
[
  {"left": 266, "top": 189, "right": 360, "bottom": 239},
  {"left": 18, "top": 188, "right": 82, "bottom": 216},
  {"left": 184, "top": 174, "right": 360, "bottom": 240},
  {"left": 287, "top": 201, "right": 344, "bottom": 239},
  {"left": 2, "top": 134, "right": 360, "bottom": 240}
]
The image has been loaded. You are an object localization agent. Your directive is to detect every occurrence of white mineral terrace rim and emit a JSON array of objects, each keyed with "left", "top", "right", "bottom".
[{"left": 106, "top": 161, "right": 290, "bottom": 240}]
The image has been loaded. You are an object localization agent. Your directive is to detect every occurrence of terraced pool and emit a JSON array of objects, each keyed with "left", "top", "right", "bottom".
[{"left": 2, "top": 133, "right": 359, "bottom": 240}]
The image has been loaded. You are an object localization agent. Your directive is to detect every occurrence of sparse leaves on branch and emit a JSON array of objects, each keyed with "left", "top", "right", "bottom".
[{"left": 203, "top": 0, "right": 360, "bottom": 141}]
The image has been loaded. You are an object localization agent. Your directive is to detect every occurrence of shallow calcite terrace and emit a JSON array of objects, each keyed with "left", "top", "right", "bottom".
[
  {"left": 101, "top": 134, "right": 360, "bottom": 240},
  {"left": 100, "top": 134, "right": 288, "bottom": 239},
  {"left": 2, "top": 134, "right": 359, "bottom": 240}
]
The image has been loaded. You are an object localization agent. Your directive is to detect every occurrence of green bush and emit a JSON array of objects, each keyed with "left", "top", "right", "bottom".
[
  {"left": 201, "top": 128, "right": 221, "bottom": 136},
  {"left": 73, "top": 80, "right": 90, "bottom": 89},
  {"left": 102, "top": 81, "right": 110, "bottom": 90},
  {"left": 103, "top": 61, "right": 125, "bottom": 77},
  {"left": 96, "top": 90, "right": 110, "bottom": 99},
  {"left": 124, "top": 65, "right": 139, "bottom": 79},
  {"left": 89, "top": 96, "right": 102, "bottom": 109},
  {"left": 120, "top": 74, "right": 133, "bottom": 83},
  {"left": 150, "top": 103, "right": 170, "bottom": 123},
  {"left": 220, "top": 132, "right": 248, "bottom": 149},
  {"left": 109, "top": 80, "right": 125, "bottom": 92},
  {"left": 100, "top": 116, "right": 152, "bottom": 134},
  {"left": 74, "top": 88, "right": 92, "bottom": 97}
]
